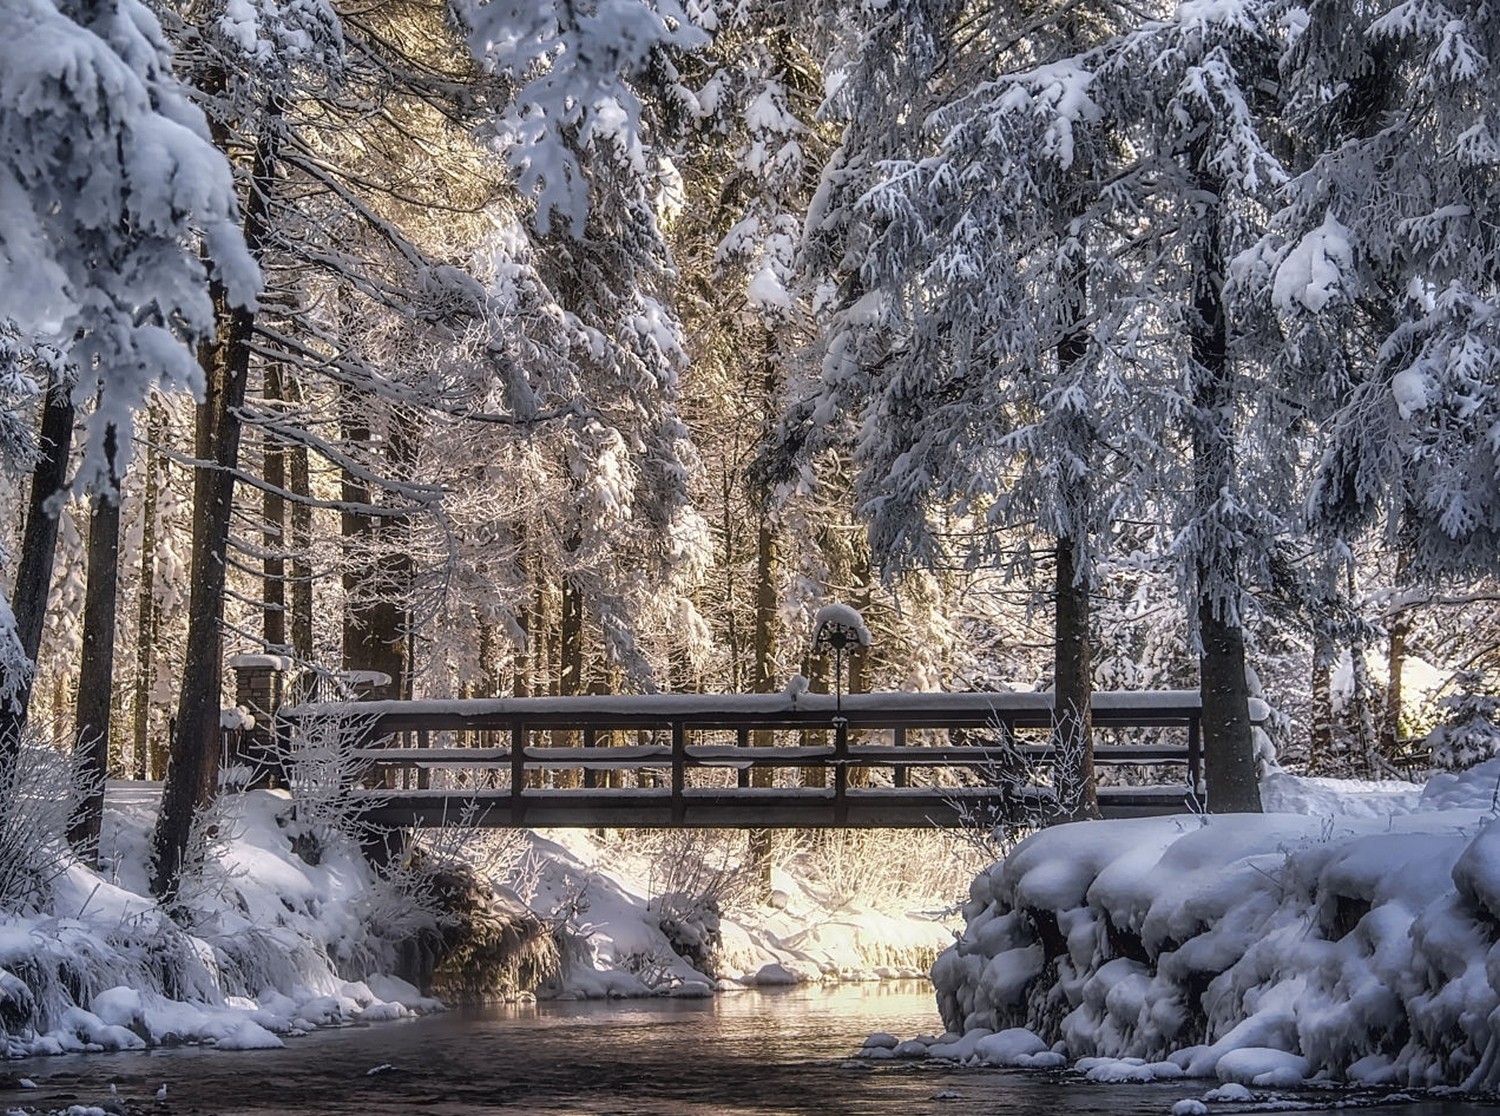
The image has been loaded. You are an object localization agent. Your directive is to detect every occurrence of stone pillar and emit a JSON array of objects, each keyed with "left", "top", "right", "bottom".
[{"left": 229, "top": 654, "right": 292, "bottom": 787}]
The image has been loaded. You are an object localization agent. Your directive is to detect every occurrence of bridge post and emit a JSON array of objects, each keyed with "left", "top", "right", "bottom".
[
  {"left": 228, "top": 654, "right": 291, "bottom": 788},
  {"left": 511, "top": 722, "right": 526, "bottom": 824},
  {"left": 833, "top": 719, "right": 849, "bottom": 827},
  {"left": 1188, "top": 715, "right": 1203, "bottom": 799},
  {"left": 671, "top": 722, "right": 686, "bottom": 825}
]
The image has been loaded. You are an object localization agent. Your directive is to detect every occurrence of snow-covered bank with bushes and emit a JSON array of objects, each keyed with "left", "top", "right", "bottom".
[
  {"left": 1, "top": 785, "right": 443, "bottom": 1058},
  {"left": 875, "top": 761, "right": 1500, "bottom": 1090},
  {"left": 0, "top": 782, "right": 955, "bottom": 1059}
]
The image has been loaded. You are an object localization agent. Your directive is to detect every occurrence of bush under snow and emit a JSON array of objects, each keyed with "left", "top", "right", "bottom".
[{"left": 898, "top": 760, "right": 1500, "bottom": 1089}]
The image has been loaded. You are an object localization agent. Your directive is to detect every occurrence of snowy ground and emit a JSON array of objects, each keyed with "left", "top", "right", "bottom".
[
  {"left": 0, "top": 782, "right": 952, "bottom": 1061},
  {"left": 867, "top": 760, "right": 1500, "bottom": 1094}
]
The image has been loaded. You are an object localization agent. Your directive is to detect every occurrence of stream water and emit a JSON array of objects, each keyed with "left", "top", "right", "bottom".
[{"left": 3, "top": 982, "right": 1496, "bottom": 1115}]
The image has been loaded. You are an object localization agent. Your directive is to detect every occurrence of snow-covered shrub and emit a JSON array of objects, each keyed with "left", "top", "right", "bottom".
[
  {"left": 0, "top": 738, "right": 99, "bottom": 913},
  {"left": 1426, "top": 675, "right": 1500, "bottom": 771},
  {"left": 804, "top": 830, "right": 986, "bottom": 914},
  {"left": 640, "top": 830, "right": 755, "bottom": 975}
]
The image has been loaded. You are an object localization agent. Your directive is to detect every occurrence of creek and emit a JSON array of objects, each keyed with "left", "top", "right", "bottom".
[{"left": 3, "top": 982, "right": 1492, "bottom": 1115}]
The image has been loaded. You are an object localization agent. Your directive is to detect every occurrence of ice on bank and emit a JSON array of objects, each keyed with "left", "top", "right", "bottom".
[{"left": 884, "top": 759, "right": 1500, "bottom": 1089}]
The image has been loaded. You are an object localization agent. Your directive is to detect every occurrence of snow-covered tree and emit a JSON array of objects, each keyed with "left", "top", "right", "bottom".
[
  {"left": 1258, "top": 0, "right": 1500, "bottom": 578},
  {"left": 0, "top": 0, "right": 256, "bottom": 779}
]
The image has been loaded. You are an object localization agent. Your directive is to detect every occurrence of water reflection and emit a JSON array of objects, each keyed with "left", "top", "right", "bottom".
[{"left": 3, "top": 983, "right": 1495, "bottom": 1115}]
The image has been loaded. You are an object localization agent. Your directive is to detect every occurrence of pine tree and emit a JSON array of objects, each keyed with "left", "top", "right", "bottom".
[{"left": 0, "top": 0, "right": 256, "bottom": 784}]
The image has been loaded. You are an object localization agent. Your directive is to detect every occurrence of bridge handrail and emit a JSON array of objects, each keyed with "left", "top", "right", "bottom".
[{"left": 280, "top": 688, "right": 1201, "bottom": 732}]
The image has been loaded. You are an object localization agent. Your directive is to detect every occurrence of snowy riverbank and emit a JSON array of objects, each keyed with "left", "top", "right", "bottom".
[
  {"left": 868, "top": 761, "right": 1500, "bottom": 1091},
  {"left": 0, "top": 782, "right": 953, "bottom": 1058}
]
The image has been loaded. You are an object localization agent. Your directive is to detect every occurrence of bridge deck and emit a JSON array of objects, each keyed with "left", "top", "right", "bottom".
[
  {"left": 276, "top": 690, "right": 1203, "bottom": 829},
  {"left": 355, "top": 786, "right": 1195, "bottom": 829}
]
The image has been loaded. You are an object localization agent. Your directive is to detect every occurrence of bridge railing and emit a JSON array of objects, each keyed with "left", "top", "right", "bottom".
[{"left": 274, "top": 690, "right": 1202, "bottom": 828}]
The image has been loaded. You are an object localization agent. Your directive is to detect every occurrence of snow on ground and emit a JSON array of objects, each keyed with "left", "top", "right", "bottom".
[
  {"left": 0, "top": 783, "right": 953, "bottom": 1061},
  {"left": 512, "top": 828, "right": 951, "bottom": 998},
  {"left": 874, "top": 761, "right": 1500, "bottom": 1091},
  {"left": 1, "top": 783, "right": 442, "bottom": 1059}
]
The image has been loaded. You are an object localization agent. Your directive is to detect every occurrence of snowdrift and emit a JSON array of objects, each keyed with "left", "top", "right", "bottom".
[{"left": 910, "top": 760, "right": 1500, "bottom": 1089}]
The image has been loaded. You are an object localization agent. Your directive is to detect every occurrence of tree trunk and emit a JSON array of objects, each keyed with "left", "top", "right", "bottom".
[
  {"left": 1054, "top": 538, "right": 1098, "bottom": 819},
  {"left": 0, "top": 375, "right": 75, "bottom": 770},
  {"left": 133, "top": 404, "right": 163, "bottom": 780},
  {"left": 339, "top": 406, "right": 407, "bottom": 699},
  {"left": 1309, "top": 622, "right": 1334, "bottom": 774},
  {"left": 1381, "top": 543, "right": 1413, "bottom": 760},
  {"left": 1052, "top": 248, "right": 1097, "bottom": 820},
  {"left": 1189, "top": 163, "right": 1261, "bottom": 813},
  {"left": 514, "top": 524, "right": 533, "bottom": 698},
  {"left": 149, "top": 100, "right": 280, "bottom": 901},
  {"left": 285, "top": 377, "right": 314, "bottom": 673},
  {"left": 751, "top": 514, "right": 777, "bottom": 773},
  {"left": 262, "top": 363, "right": 287, "bottom": 651},
  {"left": 556, "top": 561, "right": 584, "bottom": 788},
  {"left": 70, "top": 424, "right": 123, "bottom": 863},
  {"left": 1382, "top": 610, "right": 1410, "bottom": 759}
]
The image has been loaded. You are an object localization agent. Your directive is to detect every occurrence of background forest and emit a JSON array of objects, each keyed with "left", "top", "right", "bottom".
[{"left": 4, "top": 0, "right": 1500, "bottom": 895}]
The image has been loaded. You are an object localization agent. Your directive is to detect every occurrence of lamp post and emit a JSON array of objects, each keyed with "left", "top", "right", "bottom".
[{"left": 811, "top": 603, "right": 872, "bottom": 720}]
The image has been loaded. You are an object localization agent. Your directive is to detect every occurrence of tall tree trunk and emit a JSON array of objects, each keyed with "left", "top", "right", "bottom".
[
  {"left": 0, "top": 375, "right": 75, "bottom": 770},
  {"left": 133, "top": 404, "right": 163, "bottom": 780},
  {"left": 262, "top": 363, "right": 287, "bottom": 651},
  {"left": 285, "top": 377, "right": 314, "bottom": 673},
  {"left": 1053, "top": 251, "right": 1097, "bottom": 820},
  {"left": 1189, "top": 164, "right": 1261, "bottom": 813},
  {"left": 149, "top": 99, "right": 281, "bottom": 900},
  {"left": 1055, "top": 538, "right": 1098, "bottom": 819},
  {"left": 1381, "top": 542, "right": 1414, "bottom": 760},
  {"left": 514, "top": 524, "right": 533, "bottom": 698},
  {"left": 70, "top": 423, "right": 123, "bottom": 863},
  {"left": 1310, "top": 621, "right": 1335, "bottom": 774},
  {"left": 339, "top": 405, "right": 407, "bottom": 699},
  {"left": 556, "top": 565, "right": 584, "bottom": 787}
]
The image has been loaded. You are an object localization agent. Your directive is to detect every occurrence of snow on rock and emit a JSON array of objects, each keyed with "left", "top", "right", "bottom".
[{"left": 916, "top": 759, "right": 1500, "bottom": 1088}]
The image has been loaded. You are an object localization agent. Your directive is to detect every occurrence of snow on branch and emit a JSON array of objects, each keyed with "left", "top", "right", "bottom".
[{"left": 455, "top": 0, "right": 708, "bottom": 236}]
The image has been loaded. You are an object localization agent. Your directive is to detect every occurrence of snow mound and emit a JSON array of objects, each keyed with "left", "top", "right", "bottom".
[{"left": 915, "top": 763, "right": 1500, "bottom": 1089}]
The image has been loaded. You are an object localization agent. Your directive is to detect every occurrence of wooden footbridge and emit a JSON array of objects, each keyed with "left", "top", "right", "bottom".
[{"left": 273, "top": 690, "right": 1203, "bottom": 830}]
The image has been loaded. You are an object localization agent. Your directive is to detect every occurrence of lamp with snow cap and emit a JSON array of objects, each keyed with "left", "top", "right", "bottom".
[{"left": 811, "top": 603, "right": 872, "bottom": 719}]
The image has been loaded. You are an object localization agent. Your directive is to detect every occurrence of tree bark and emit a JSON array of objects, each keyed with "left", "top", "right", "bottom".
[
  {"left": 262, "top": 363, "right": 287, "bottom": 651},
  {"left": 1053, "top": 249, "right": 1097, "bottom": 820},
  {"left": 1189, "top": 162, "right": 1261, "bottom": 813},
  {"left": 285, "top": 377, "right": 314, "bottom": 673},
  {"left": 1381, "top": 542, "right": 1413, "bottom": 760},
  {"left": 1310, "top": 622, "right": 1334, "bottom": 774},
  {"left": 133, "top": 404, "right": 163, "bottom": 780},
  {"left": 150, "top": 99, "right": 280, "bottom": 900},
  {"left": 70, "top": 423, "right": 123, "bottom": 863},
  {"left": 0, "top": 376, "right": 75, "bottom": 771},
  {"left": 339, "top": 405, "right": 407, "bottom": 699},
  {"left": 556, "top": 556, "right": 584, "bottom": 787},
  {"left": 1054, "top": 538, "right": 1098, "bottom": 819}
]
